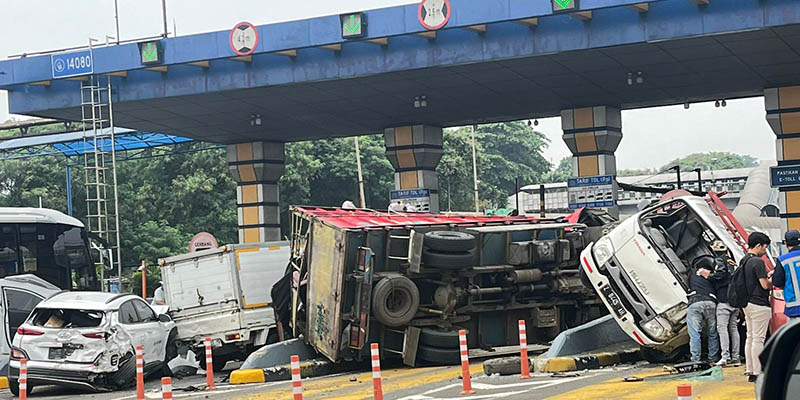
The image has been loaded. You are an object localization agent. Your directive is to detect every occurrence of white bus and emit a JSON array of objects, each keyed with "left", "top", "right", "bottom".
[{"left": 0, "top": 208, "right": 100, "bottom": 291}]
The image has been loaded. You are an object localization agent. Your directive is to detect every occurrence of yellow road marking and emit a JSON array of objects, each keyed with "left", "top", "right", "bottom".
[
  {"left": 231, "top": 363, "right": 482, "bottom": 400},
  {"left": 546, "top": 366, "right": 755, "bottom": 400}
]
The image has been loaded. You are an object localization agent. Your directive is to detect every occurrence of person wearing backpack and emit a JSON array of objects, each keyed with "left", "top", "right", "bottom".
[
  {"left": 737, "top": 232, "right": 773, "bottom": 382},
  {"left": 772, "top": 230, "right": 800, "bottom": 321}
]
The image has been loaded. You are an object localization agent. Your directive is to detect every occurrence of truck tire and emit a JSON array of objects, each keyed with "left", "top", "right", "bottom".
[
  {"left": 419, "top": 327, "right": 464, "bottom": 349},
  {"left": 422, "top": 249, "right": 475, "bottom": 269},
  {"left": 372, "top": 274, "right": 420, "bottom": 327},
  {"left": 424, "top": 231, "right": 476, "bottom": 252},
  {"left": 417, "top": 344, "right": 460, "bottom": 365}
]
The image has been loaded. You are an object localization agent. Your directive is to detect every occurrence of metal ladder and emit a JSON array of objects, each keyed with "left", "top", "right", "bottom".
[{"left": 80, "top": 76, "right": 122, "bottom": 286}]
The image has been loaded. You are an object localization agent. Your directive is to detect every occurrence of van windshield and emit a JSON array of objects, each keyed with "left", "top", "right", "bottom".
[{"left": 30, "top": 308, "right": 104, "bottom": 328}]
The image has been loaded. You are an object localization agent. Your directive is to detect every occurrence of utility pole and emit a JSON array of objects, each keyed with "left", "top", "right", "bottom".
[
  {"left": 471, "top": 125, "right": 480, "bottom": 212},
  {"left": 114, "top": 0, "right": 120, "bottom": 44},
  {"left": 670, "top": 165, "right": 682, "bottom": 190},
  {"left": 354, "top": 136, "right": 366, "bottom": 208},
  {"left": 161, "top": 0, "right": 169, "bottom": 38},
  {"left": 693, "top": 168, "right": 702, "bottom": 192}
]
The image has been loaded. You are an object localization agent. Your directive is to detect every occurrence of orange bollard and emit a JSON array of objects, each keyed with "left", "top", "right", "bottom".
[
  {"left": 161, "top": 377, "right": 173, "bottom": 399},
  {"left": 371, "top": 343, "right": 384, "bottom": 400},
  {"left": 18, "top": 358, "right": 27, "bottom": 400},
  {"left": 136, "top": 345, "right": 145, "bottom": 400},
  {"left": 291, "top": 355, "right": 303, "bottom": 400},
  {"left": 458, "top": 329, "right": 476, "bottom": 395},
  {"left": 677, "top": 384, "right": 692, "bottom": 400},
  {"left": 204, "top": 337, "right": 216, "bottom": 390},
  {"left": 518, "top": 320, "right": 531, "bottom": 379}
]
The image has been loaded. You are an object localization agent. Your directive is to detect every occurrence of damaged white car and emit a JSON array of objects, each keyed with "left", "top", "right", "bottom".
[{"left": 7, "top": 292, "right": 176, "bottom": 394}]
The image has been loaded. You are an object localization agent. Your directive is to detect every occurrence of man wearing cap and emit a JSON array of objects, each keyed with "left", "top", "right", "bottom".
[{"left": 773, "top": 230, "right": 800, "bottom": 321}]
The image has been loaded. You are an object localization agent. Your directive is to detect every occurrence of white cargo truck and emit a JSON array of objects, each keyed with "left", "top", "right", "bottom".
[{"left": 159, "top": 242, "right": 289, "bottom": 371}]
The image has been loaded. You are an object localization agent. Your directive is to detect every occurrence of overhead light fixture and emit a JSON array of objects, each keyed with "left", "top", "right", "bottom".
[
  {"left": 636, "top": 71, "right": 644, "bottom": 84},
  {"left": 534, "top": 119, "right": 539, "bottom": 126},
  {"left": 715, "top": 100, "right": 720, "bottom": 108},
  {"left": 414, "top": 95, "right": 428, "bottom": 109},
  {"left": 627, "top": 72, "right": 633, "bottom": 86},
  {"left": 527, "top": 120, "right": 532, "bottom": 127},
  {"left": 684, "top": 101, "right": 690, "bottom": 109},
  {"left": 721, "top": 99, "right": 727, "bottom": 107},
  {"left": 250, "top": 114, "right": 262, "bottom": 126}
]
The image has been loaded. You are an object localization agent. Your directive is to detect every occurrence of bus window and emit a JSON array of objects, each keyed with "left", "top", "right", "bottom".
[
  {"left": 0, "top": 225, "right": 17, "bottom": 277},
  {"left": 17, "top": 225, "right": 38, "bottom": 273}
]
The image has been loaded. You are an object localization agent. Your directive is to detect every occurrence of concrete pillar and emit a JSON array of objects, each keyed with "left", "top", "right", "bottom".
[
  {"left": 561, "top": 106, "right": 622, "bottom": 218},
  {"left": 766, "top": 86, "right": 800, "bottom": 232},
  {"left": 227, "top": 142, "right": 285, "bottom": 243},
  {"left": 384, "top": 125, "right": 443, "bottom": 212}
]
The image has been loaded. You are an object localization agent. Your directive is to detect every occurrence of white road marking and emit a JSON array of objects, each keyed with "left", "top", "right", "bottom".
[{"left": 397, "top": 372, "right": 604, "bottom": 400}]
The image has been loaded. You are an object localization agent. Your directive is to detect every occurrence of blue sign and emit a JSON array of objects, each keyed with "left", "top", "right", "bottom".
[
  {"left": 770, "top": 165, "right": 800, "bottom": 188},
  {"left": 567, "top": 174, "right": 615, "bottom": 210},
  {"left": 390, "top": 189, "right": 431, "bottom": 200},
  {"left": 51, "top": 50, "right": 93, "bottom": 79}
]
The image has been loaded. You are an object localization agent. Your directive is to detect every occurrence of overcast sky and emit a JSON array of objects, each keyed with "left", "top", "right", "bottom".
[{"left": 0, "top": 0, "right": 777, "bottom": 170}]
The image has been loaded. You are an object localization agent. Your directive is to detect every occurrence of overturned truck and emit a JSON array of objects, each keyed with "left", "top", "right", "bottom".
[{"left": 277, "top": 207, "right": 603, "bottom": 365}]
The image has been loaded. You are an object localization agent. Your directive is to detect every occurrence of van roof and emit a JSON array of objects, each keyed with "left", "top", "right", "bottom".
[{"left": 0, "top": 207, "right": 83, "bottom": 227}]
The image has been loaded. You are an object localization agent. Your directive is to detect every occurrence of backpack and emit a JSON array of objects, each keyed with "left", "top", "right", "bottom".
[{"left": 727, "top": 254, "right": 754, "bottom": 308}]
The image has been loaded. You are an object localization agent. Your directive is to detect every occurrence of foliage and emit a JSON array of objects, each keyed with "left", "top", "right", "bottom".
[
  {"left": 659, "top": 152, "right": 758, "bottom": 172},
  {"left": 544, "top": 157, "right": 572, "bottom": 183},
  {"left": 129, "top": 264, "right": 162, "bottom": 298}
]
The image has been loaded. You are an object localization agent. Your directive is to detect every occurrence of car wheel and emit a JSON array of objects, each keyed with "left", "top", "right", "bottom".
[
  {"left": 416, "top": 344, "right": 460, "bottom": 365},
  {"left": 197, "top": 355, "right": 229, "bottom": 372},
  {"left": 419, "top": 327, "right": 465, "bottom": 349},
  {"left": 371, "top": 274, "right": 420, "bottom": 327},
  {"left": 109, "top": 352, "right": 136, "bottom": 389},
  {"left": 161, "top": 330, "right": 179, "bottom": 377},
  {"left": 424, "top": 231, "right": 476, "bottom": 253},
  {"left": 9, "top": 378, "right": 18, "bottom": 397},
  {"left": 422, "top": 249, "right": 475, "bottom": 269}
]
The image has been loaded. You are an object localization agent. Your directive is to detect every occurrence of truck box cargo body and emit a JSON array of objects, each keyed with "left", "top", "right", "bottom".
[
  {"left": 160, "top": 242, "right": 289, "bottom": 366},
  {"left": 286, "top": 207, "right": 602, "bottom": 365}
]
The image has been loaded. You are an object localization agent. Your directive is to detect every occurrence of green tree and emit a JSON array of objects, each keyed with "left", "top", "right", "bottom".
[
  {"left": 660, "top": 152, "right": 757, "bottom": 172},
  {"left": 544, "top": 157, "right": 572, "bottom": 183}
]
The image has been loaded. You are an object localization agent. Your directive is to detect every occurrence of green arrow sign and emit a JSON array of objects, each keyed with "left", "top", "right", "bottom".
[
  {"left": 553, "top": 0, "right": 576, "bottom": 11},
  {"left": 344, "top": 15, "right": 361, "bottom": 34},
  {"left": 341, "top": 13, "right": 365, "bottom": 38},
  {"left": 139, "top": 41, "right": 162, "bottom": 64}
]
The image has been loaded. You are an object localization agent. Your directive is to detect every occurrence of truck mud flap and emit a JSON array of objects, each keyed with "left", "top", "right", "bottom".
[{"left": 403, "top": 326, "right": 421, "bottom": 367}]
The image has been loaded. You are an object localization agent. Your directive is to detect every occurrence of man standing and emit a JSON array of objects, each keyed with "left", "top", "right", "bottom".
[
  {"left": 772, "top": 230, "right": 800, "bottom": 321},
  {"left": 687, "top": 255, "right": 720, "bottom": 364},
  {"left": 711, "top": 241, "right": 740, "bottom": 367},
  {"left": 741, "top": 232, "right": 772, "bottom": 382}
]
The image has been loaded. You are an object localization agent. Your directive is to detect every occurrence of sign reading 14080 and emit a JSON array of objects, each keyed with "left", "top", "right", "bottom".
[
  {"left": 51, "top": 50, "right": 93, "bottom": 79},
  {"left": 552, "top": 0, "right": 578, "bottom": 12}
]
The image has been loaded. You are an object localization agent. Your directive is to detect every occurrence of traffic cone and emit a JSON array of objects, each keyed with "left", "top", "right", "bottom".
[
  {"left": 459, "top": 329, "right": 476, "bottom": 395},
  {"left": 135, "top": 345, "right": 145, "bottom": 400},
  {"left": 161, "top": 377, "right": 173, "bottom": 399},
  {"left": 291, "top": 355, "right": 303, "bottom": 400},
  {"left": 519, "top": 320, "right": 531, "bottom": 379},
  {"left": 677, "top": 384, "right": 692, "bottom": 400},
  {"left": 204, "top": 337, "right": 216, "bottom": 390},
  {"left": 18, "top": 358, "right": 27, "bottom": 400},
  {"left": 371, "top": 343, "right": 384, "bottom": 400}
]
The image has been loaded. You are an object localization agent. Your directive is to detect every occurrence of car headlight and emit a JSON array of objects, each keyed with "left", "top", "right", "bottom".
[
  {"left": 592, "top": 236, "right": 615, "bottom": 267},
  {"left": 662, "top": 303, "right": 688, "bottom": 326},
  {"left": 640, "top": 317, "right": 671, "bottom": 341}
]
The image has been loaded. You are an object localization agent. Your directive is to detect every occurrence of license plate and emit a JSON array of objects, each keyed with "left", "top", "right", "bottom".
[
  {"left": 48, "top": 347, "right": 67, "bottom": 359},
  {"left": 601, "top": 285, "right": 627, "bottom": 317}
]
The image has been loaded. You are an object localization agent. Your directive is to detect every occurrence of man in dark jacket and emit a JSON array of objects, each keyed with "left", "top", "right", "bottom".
[
  {"left": 709, "top": 241, "right": 740, "bottom": 366},
  {"left": 687, "top": 255, "right": 721, "bottom": 363}
]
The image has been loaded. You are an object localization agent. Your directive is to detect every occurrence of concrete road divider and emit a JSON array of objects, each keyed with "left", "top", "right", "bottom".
[
  {"left": 230, "top": 358, "right": 361, "bottom": 384},
  {"left": 533, "top": 348, "right": 642, "bottom": 373},
  {"left": 483, "top": 356, "right": 533, "bottom": 376}
]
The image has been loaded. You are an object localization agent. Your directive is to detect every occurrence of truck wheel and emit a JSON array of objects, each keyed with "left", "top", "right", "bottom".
[
  {"left": 422, "top": 249, "right": 475, "bottom": 269},
  {"left": 419, "top": 327, "right": 464, "bottom": 349},
  {"left": 424, "top": 231, "right": 476, "bottom": 252},
  {"left": 417, "top": 344, "right": 460, "bottom": 365},
  {"left": 372, "top": 274, "right": 420, "bottom": 327},
  {"left": 641, "top": 345, "right": 687, "bottom": 364}
]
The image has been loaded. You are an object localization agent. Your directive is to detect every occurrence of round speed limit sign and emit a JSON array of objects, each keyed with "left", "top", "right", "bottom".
[
  {"left": 418, "top": 0, "right": 451, "bottom": 30},
  {"left": 230, "top": 21, "right": 258, "bottom": 56}
]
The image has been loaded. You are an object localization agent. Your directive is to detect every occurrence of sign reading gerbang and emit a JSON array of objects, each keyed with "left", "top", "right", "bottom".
[
  {"left": 568, "top": 175, "right": 615, "bottom": 209},
  {"left": 51, "top": 50, "right": 93, "bottom": 79},
  {"left": 770, "top": 165, "right": 800, "bottom": 188}
]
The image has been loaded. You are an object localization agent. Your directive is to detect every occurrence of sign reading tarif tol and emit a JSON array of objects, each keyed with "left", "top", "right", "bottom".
[
  {"left": 341, "top": 13, "right": 365, "bottom": 39},
  {"left": 230, "top": 22, "right": 258, "bottom": 56},
  {"left": 552, "top": 0, "right": 578, "bottom": 13},
  {"left": 568, "top": 175, "right": 615, "bottom": 210},
  {"left": 418, "top": 0, "right": 451, "bottom": 30},
  {"left": 51, "top": 50, "right": 93, "bottom": 79}
]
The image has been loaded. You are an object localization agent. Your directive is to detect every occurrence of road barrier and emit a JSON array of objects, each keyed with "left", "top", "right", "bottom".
[
  {"left": 161, "top": 377, "right": 173, "bottom": 399},
  {"left": 205, "top": 337, "right": 216, "bottom": 390},
  {"left": 291, "top": 355, "right": 303, "bottom": 400},
  {"left": 518, "top": 320, "right": 531, "bottom": 379},
  {"left": 135, "top": 346, "right": 145, "bottom": 400},
  {"left": 677, "top": 383, "right": 692, "bottom": 400},
  {"left": 459, "top": 329, "right": 476, "bottom": 395},
  {"left": 371, "top": 343, "right": 384, "bottom": 400},
  {"left": 18, "top": 358, "right": 27, "bottom": 400}
]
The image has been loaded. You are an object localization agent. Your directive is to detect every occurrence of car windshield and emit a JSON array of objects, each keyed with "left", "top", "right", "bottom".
[{"left": 30, "top": 308, "right": 104, "bottom": 328}]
